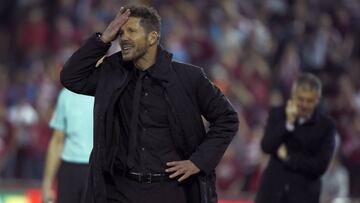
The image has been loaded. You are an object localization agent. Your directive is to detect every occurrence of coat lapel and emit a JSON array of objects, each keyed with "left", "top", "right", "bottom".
[{"left": 155, "top": 49, "right": 204, "bottom": 156}]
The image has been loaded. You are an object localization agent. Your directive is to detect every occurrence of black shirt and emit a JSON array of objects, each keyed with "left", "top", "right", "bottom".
[{"left": 117, "top": 64, "right": 181, "bottom": 173}]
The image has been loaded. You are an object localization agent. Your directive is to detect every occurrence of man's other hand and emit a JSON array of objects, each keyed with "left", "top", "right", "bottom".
[
  {"left": 165, "top": 160, "right": 200, "bottom": 182},
  {"left": 277, "top": 144, "right": 288, "bottom": 161}
]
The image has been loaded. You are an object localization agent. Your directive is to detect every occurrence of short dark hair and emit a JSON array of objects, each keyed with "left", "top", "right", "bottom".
[
  {"left": 125, "top": 5, "right": 161, "bottom": 36},
  {"left": 294, "top": 73, "right": 322, "bottom": 95}
]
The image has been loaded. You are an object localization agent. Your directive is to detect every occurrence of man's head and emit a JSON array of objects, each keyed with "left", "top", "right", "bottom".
[
  {"left": 291, "top": 73, "right": 322, "bottom": 118},
  {"left": 118, "top": 5, "right": 161, "bottom": 62}
]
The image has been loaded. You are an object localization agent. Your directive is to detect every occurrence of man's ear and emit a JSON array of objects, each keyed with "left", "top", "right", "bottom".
[{"left": 148, "top": 31, "right": 158, "bottom": 46}]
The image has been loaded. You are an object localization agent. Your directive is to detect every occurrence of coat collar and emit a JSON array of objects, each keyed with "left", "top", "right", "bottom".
[
  {"left": 116, "top": 45, "right": 173, "bottom": 82},
  {"left": 109, "top": 46, "right": 174, "bottom": 89},
  {"left": 146, "top": 45, "right": 173, "bottom": 83}
]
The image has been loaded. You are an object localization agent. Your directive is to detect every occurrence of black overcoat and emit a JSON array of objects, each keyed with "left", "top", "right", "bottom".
[
  {"left": 60, "top": 34, "right": 239, "bottom": 203},
  {"left": 255, "top": 106, "right": 336, "bottom": 203}
]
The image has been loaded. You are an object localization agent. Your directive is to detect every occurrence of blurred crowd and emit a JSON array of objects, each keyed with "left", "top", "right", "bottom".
[{"left": 0, "top": 0, "right": 359, "bottom": 202}]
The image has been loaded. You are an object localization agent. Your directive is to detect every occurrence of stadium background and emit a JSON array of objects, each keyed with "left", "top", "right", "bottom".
[{"left": 0, "top": 0, "right": 359, "bottom": 202}]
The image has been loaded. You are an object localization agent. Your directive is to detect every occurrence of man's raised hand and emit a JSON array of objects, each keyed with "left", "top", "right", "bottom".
[{"left": 101, "top": 7, "right": 131, "bottom": 43}]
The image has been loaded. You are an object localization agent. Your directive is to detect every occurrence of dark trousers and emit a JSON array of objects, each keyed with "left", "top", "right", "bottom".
[
  {"left": 105, "top": 173, "right": 188, "bottom": 203},
  {"left": 57, "top": 161, "right": 89, "bottom": 203}
]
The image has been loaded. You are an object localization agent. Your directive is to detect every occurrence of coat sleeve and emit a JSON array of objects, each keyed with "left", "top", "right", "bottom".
[
  {"left": 283, "top": 123, "right": 336, "bottom": 178},
  {"left": 188, "top": 68, "right": 239, "bottom": 174},
  {"left": 60, "top": 33, "right": 111, "bottom": 96},
  {"left": 261, "top": 107, "right": 293, "bottom": 154}
]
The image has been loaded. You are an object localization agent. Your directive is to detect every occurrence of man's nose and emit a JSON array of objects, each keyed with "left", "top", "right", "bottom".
[
  {"left": 298, "top": 103, "right": 307, "bottom": 109},
  {"left": 120, "top": 32, "right": 129, "bottom": 41}
]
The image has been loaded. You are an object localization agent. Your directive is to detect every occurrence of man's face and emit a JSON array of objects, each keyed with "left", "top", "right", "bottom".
[
  {"left": 118, "top": 17, "right": 149, "bottom": 61},
  {"left": 292, "top": 85, "right": 320, "bottom": 118}
]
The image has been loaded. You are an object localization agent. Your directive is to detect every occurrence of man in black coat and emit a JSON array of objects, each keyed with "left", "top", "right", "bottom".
[
  {"left": 60, "top": 5, "right": 239, "bottom": 203},
  {"left": 255, "top": 73, "right": 336, "bottom": 203}
]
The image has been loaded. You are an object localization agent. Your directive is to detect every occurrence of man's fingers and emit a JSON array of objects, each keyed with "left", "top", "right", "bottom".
[
  {"left": 169, "top": 167, "right": 187, "bottom": 178},
  {"left": 102, "top": 8, "right": 130, "bottom": 43},
  {"left": 169, "top": 172, "right": 179, "bottom": 179},
  {"left": 169, "top": 169, "right": 183, "bottom": 178},
  {"left": 165, "top": 160, "right": 200, "bottom": 181},
  {"left": 112, "top": 8, "right": 130, "bottom": 29},
  {"left": 116, "top": 9, "right": 130, "bottom": 21},
  {"left": 123, "top": 9, "right": 131, "bottom": 16},
  {"left": 178, "top": 172, "right": 191, "bottom": 182},
  {"left": 114, "top": 9, "right": 130, "bottom": 25},
  {"left": 165, "top": 165, "right": 180, "bottom": 172},
  {"left": 115, "top": 7, "right": 125, "bottom": 18},
  {"left": 166, "top": 161, "right": 182, "bottom": 167}
]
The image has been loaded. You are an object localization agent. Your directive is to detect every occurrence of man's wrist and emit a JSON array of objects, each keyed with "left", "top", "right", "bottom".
[{"left": 96, "top": 33, "right": 110, "bottom": 44}]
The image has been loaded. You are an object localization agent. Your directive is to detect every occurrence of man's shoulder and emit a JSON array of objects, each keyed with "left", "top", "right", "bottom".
[
  {"left": 99, "top": 52, "right": 123, "bottom": 68},
  {"left": 58, "top": 88, "right": 72, "bottom": 100},
  {"left": 59, "top": 88, "right": 94, "bottom": 105},
  {"left": 170, "top": 61, "right": 206, "bottom": 87},
  {"left": 317, "top": 111, "right": 336, "bottom": 129},
  {"left": 171, "top": 61, "right": 203, "bottom": 74}
]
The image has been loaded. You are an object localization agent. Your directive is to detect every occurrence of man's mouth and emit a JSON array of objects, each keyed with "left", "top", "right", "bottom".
[{"left": 121, "top": 44, "right": 133, "bottom": 53}]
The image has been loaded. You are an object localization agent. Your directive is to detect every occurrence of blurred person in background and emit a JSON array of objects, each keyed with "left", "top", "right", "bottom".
[
  {"left": 0, "top": 103, "right": 14, "bottom": 177},
  {"left": 321, "top": 155, "right": 349, "bottom": 203},
  {"left": 328, "top": 73, "right": 360, "bottom": 200},
  {"left": 321, "top": 132, "right": 349, "bottom": 203},
  {"left": 41, "top": 88, "right": 94, "bottom": 203},
  {"left": 255, "top": 73, "right": 336, "bottom": 203},
  {"left": 4, "top": 96, "right": 39, "bottom": 178},
  {"left": 60, "top": 4, "right": 238, "bottom": 203}
]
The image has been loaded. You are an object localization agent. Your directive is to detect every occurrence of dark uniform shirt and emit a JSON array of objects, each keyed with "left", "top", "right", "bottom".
[{"left": 117, "top": 64, "right": 181, "bottom": 173}]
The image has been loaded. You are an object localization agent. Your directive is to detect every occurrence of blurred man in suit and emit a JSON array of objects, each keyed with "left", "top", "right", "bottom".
[{"left": 255, "top": 73, "right": 336, "bottom": 203}]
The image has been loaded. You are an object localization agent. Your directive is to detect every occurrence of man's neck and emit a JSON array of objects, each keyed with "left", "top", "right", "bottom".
[
  {"left": 298, "top": 112, "right": 313, "bottom": 124},
  {"left": 134, "top": 46, "right": 157, "bottom": 71}
]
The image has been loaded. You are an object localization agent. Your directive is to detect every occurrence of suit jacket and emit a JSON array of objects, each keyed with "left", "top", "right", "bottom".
[
  {"left": 60, "top": 34, "right": 239, "bottom": 203},
  {"left": 255, "top": 106, "right": 336, "bottom": 203}
]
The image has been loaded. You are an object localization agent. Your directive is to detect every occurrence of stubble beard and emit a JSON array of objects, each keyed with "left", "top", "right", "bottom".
[{"left": 122, "top": 41, "right": 149, "bottom": 62}]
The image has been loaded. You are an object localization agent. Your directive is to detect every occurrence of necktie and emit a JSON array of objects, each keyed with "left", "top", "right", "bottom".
[{"left": 127, "top": 70, "right": 146, "bottom": 168}]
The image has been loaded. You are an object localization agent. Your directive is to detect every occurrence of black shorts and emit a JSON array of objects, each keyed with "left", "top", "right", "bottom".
[{"left": 57, "top": 161, "right": 89, "bottom": 203}]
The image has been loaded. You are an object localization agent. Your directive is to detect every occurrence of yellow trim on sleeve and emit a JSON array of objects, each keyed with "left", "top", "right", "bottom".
[{"left": 95, "top": 56, "right": 106, "bottom": 68}]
